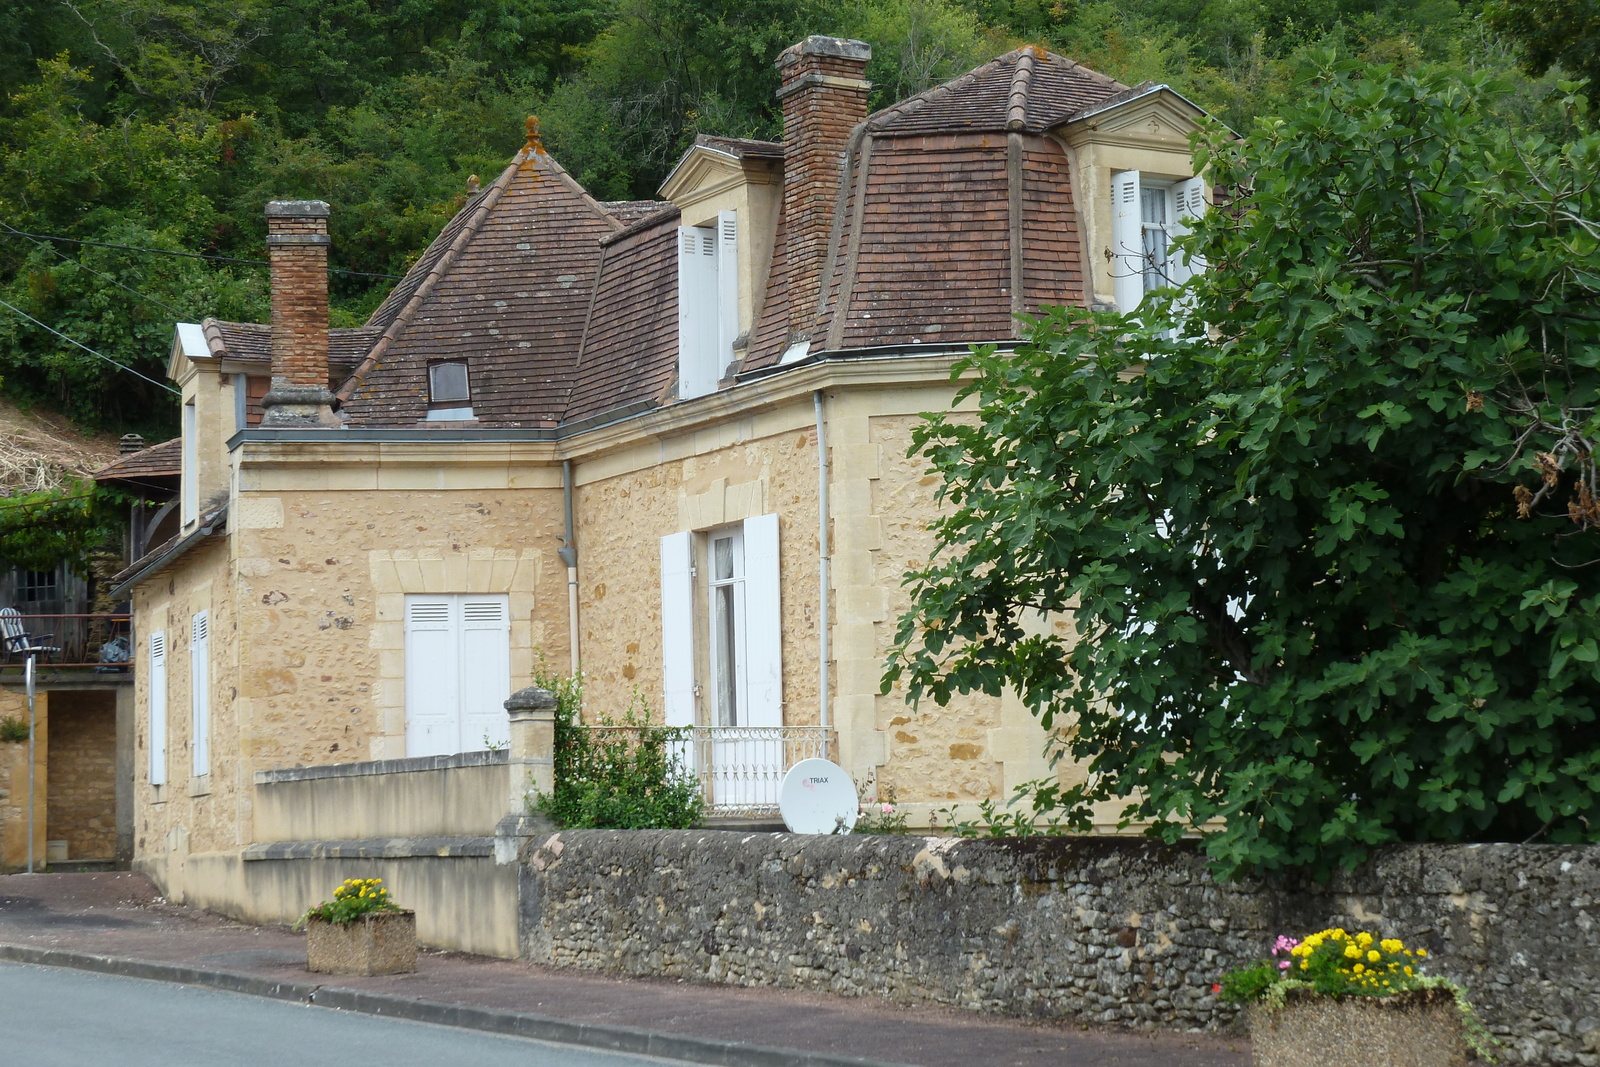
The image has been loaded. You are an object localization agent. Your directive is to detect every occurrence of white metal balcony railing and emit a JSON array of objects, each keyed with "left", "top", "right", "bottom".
[{"left": 573, "top": 725, "right": 834, "bottom": 816}]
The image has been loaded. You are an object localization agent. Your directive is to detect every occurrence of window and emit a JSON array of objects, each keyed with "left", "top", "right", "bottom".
[
  {"left": 676, "top": 210, "right": 739, "bottom": 400},
  {"left": 18, "top": 569, "right": 57, "bottom": 604},
  {"left": 181, "top": 400, "right": 198, "bottom": 524},
  {"left": 149, "top": 631, "right": 168, "bottom": 786},
  {"left": 403, "top": 595, "right": 511, "bottom": 757},
  {"left": 1111, "top": 172, "right": 1207, "bottom": 312},
  {"left": 426, "top": 361, "right": 473, "bottom": 421},
  {"left": 659, "top": 514, "right": 781, "bottom": 730},
  {"left": 191, "top": 611, "right": 209, "bottom": 777}
]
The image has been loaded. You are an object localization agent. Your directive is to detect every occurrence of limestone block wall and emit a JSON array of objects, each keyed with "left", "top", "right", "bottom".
[
  {"left": 228, "top": 469, "right": 567, "bottom": 765},
  {"left": 252, "top": 750, "right": 511, "bottom": 841},
  {"left": 43, "top": 689, "right": 117, "bottom": 860},
  {"left": 573, "top": 396, "right": 824, "bottom": 730},
  {"left": 522, "top": 831, "right": 1600, "bottom": 1064}
]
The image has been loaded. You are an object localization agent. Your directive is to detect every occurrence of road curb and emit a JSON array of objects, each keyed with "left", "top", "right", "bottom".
[{"left": 0, "top": 942, "right": 906, "bottom": 1067}]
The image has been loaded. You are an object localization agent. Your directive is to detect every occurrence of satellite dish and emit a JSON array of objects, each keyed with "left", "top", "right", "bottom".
[{"left": 779, "top": 758, "right": 859, "bottom": 835}]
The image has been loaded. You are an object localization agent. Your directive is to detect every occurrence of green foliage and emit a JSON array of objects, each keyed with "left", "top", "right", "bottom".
[
  {"left": 1489, "top": 0, "right": 1600, "bottom": 89},
  {"left": 886, "top": 61, "right": 1600, "bottom": 880},
  {"left": 0, "top": 481, "right": 134, "bottom": 573},
  {"left": 0, "top": 0, "right": 1576, "bottom": 433},
  {"left": 0, "top": 716, "right": 31, "bottom": 742},
  {"left": 295, "top": 877, "right": 402, "bottom": 927},
  {"left": 531, "top": 664, "right": 704, "bottom": 830},
  {"left": 932, "top": 780, "right": 1069, "bottom": 837}
]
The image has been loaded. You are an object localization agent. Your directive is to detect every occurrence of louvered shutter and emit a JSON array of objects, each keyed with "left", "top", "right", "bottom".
[
  {"left": 660, "top": 531, "right": 696, "bottom": 728},
  {"left": 1168, "top": 177, "right": 1208, "bottom": 285},
  {"left": 742, "top": 514, "right": 782, "bottom": 729},
  {"left": 1111, "top": 170, "right": 1144, "bottom": 312},
  {"left": 459, "top": 597, "right": 511, "bottom": 751},
  {"left": 405, "top": 597, "right": 458, "bottom": 757},
  {"left": 190, "top": 611, "right": 209, "bottom": 777},
  {"left": 677, "top": 227, "right": 719, "bottom": 399},
  {"left": 716, "top": 210, "right": 739, "bottom": 374},
  {"left": 149, "top": 631, "right": 168, "bottom": 786}
]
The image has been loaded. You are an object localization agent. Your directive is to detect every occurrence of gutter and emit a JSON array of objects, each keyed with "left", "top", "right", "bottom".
[
  {"left": 109, "top": 506, "right": 228, "bottom": 601},
  {"left": 558, "top": 459, "right": 580, "bottom": 675}
]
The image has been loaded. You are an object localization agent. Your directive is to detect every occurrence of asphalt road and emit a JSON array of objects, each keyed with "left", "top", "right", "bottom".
[{"left": 0, "top": 961, "right": 688, "bottom": 1067}]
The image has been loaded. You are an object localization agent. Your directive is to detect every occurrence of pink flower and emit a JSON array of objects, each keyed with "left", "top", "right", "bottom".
[
  {"left": 1278, "top": 960, "right": 1291, "bottom": 971},
  {"left": 881, "top": 803, "right": 895, "bottom": 815}
]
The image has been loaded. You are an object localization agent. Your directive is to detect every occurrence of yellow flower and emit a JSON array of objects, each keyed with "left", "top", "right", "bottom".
[
  {"left": 1344, "top": 945, "right": 1361, "bottom": 959},
  {"left": 1356, "top": 932, "right": 1373, "bottom": 947},
  {"left": 1380, "top": 939, "right": 1403, "bottom": 954},
  {"left": 1300, "top": 961, "right": 1309, "bottom": 970},
  {"left": 1416, "top": 949, "right": 1428, "bottom": 957},
  {"left": 1353, "top": 964, "right": 1365, "bottom": 974},
  {"left": 1404, "top": 966, "right": 1414, "bottom": 976},
  {"left": 1367, "top": 950, "right": 1380, "bottom": 963}
]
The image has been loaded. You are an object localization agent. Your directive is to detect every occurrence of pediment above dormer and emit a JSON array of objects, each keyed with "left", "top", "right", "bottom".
[
  {"left": 1055, "top": 85, "right": 1212, "bottom": 152},
  {"left": 659, "top": 137, "right": 783, "bottom": 222}
]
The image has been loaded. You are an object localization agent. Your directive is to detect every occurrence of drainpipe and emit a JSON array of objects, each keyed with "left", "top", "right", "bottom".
[
  {"left": 558, "top": 460, "right": 580, "bottom": 676},
  {"left": 814, "top": 390, "right": 830, "bottom": 734}
]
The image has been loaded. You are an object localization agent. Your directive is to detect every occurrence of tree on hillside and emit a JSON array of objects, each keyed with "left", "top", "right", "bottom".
[
  {"left": 1489, "top": 0, "right": 1600, "bottom": 91},
  {"left": 885, "top": 63, "right": 1600, "bottom": 879}
]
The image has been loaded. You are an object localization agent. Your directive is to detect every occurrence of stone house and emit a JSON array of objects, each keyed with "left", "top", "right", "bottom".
[{"left": 110, "top": 37, "right": 1211, "bottom": 909}]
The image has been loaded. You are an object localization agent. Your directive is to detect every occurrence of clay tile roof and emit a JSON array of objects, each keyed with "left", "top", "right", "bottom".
[
  {"left": 333, "top": 146, "right": 621, "bottom": 427},
  {"left": 866, "top": 48, "right": 1126, "bottom": 135},
  {"left": 694, "top": 135, "right": 783, "bottom": 160},
  {"left": 199, "top": 319, "right": 377, "bottom": 373},
  {"left": 602, "top": 200, "right": 674, "bottom": 225},
  {"left": 563, "top": 211, "right": 680, "bottom": 425},
  {"left": 93, "top": 437, "right": 181, "bottom": 482}
]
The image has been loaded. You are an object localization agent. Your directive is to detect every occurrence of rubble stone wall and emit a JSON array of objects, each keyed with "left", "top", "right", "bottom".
[{"left": 521, "top": 831, "right": 1600, "bottom": 1065}]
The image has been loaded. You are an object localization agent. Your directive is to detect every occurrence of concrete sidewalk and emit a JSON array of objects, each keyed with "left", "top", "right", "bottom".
[{"left": 0, "top": 873, "right": 1250, "bottom": 1067}]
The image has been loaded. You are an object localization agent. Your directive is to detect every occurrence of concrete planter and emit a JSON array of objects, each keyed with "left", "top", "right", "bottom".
[
  {"left": 305, "top": 911, "right": 418, "bottom": 976},
  {"left": 1251, "top": 987, "right": 1468, "bottom": 1067}
]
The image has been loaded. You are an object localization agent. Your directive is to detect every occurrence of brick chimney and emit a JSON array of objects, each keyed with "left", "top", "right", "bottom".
[
  {"left": 775, "top": 36, "right": 871, "bottom": 346},
  {"left": 261, "top": 200, "right": 338, "bottom": 428}
]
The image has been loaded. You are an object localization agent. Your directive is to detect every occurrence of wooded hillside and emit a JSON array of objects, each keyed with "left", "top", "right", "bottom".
[{"left": 0, "top": 0, "right": 1584, "bottom": 434}]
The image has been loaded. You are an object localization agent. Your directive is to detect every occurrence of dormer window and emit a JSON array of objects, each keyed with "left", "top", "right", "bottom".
[
  {"left": 676, "top": 210, "right": 739, "bottom": 399},
  {"left": 1111, "top": 172, "right": 1207, "bottom": 312},
  {"left": 426, "top": 360, "right": 474, "bottom": 421}
]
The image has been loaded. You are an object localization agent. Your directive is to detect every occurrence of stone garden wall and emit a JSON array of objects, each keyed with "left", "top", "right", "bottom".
[{"left": 519, "top": 831, "right": 1600, "bottom": 1065}]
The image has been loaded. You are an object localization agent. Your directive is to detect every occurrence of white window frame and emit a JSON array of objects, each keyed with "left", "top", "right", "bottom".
[
  {"left": 705, "top": 525, "right": 748, "bottom": 728},
  {"left": 1111, "top": 171, "right": 1207, "bottom": 312},
  {"left": 658, "top": 514, "right": 782, "bottom": 730},
  {"left": 190, "top": 610, "right": 209, "bottom": 778},
  {"left": 676, "top": 210, "right": 739, "bottom": 399}
]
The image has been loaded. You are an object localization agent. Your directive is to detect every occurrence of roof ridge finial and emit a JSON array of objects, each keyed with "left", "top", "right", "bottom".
[{"left": 524, "top": 115, "right": 545, "bottom": 156}]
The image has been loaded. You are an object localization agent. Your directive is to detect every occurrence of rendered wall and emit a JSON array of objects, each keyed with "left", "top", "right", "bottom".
[{"left": 522, "top": 831, "right": 1599, "bottom": 1064}]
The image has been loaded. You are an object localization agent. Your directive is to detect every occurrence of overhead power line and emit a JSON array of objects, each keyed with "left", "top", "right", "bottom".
[
  {"left": 0, "top": 225, "right": 404, "bottom": 280},
  {"left": 0, "top": 296, "right": 181, "bottom": 395},
  {"left": 0, "top": 222, "right": 191, "bottom": 319}
]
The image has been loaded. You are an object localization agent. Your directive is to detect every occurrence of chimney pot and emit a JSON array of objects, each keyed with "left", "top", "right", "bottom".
[
  {"left": 261, "top": 199, "right": 339, "bottom": 428},
  {"left": 119, "top": 433, "right": 146, "bottom": 455},
  {"left": 775, "top": 37, "right": 871, "bottom": 348}
]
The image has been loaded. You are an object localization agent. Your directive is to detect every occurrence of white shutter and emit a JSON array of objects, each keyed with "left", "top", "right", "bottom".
[
  {"left": 149, "top": 631, "right": 168, "bottom": 786},
  {"left": 190, "top": 611, "right": 209, "bottom": 777},
  {"left": 660, "top": 531, "right": 696, "bottom": 727},
  {"left": 677, "top": 226, "right": 719, "bottom": 399},
  {"left": 459, "top": 597, "right": 511, "bottom": 752},
  {"left": 715, "top": 210, "right": 739, "bottom": 375},
  {"left": 742, "top": 513, "right": 782, "bottom": 729},
  {"left": 1111, "top": 170, "right": 1143, "bottom": 313},
  {"left": 405, "top": 596, "right": 459, "bottom": 757},
  {"left": 1169, "top": 176, "right": 1208, "bottom": 285}
]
